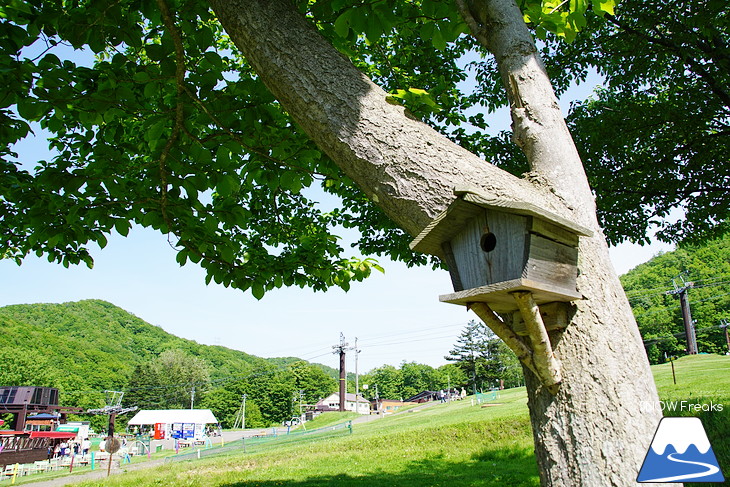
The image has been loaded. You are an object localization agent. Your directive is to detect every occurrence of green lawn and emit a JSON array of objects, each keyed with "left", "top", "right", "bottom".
[
  {"left": 63, "top": 355, "right": 729, "bottom": 487},
  {"left": 650, "top": 354, "right": 730, "bottom": 487}
]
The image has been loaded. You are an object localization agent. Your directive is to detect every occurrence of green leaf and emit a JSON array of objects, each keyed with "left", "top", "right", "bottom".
[
  {"left": 593, "top": 0, "right": 616, "bottom": 16},
  {"left": 251, "top": 282, "right": 265, "bottom": 300},
  {"left": 114, "top": 219, "right": 130, "bottom": 237},
  {"left": 334, "top": 10, "right": 352, "bottom": 38},
  {"left": 145, "top": 43, "right": 167, "bottom": 61},
  {"left": 195, "top": 26, "right": 214, "bottom": 51},
  {"left": 146, "top": 119, "right": 166, "bottom": 143},
  {"left": 279, "top": 171, "right": 302, "bottom": 193},
  {"left": 365, "top": 13, "right": 383, "bottom": 42},
  {"left": 220, "top": 245, "right": 234, "bottom": 263},
  {"left": 203, "top": 51, "right": 223, "bottom": 69},
  {"left": 96, "top": 233, "right": 108, "bottom": 249},
  {"left": 16, "top": 99, "right": 47, "bottom": 120},
  {"left": 216, "top": 174, "right": 238, "bottom": 197},
  {"left": 133, "top": 71, "right": 151, "bottom": 83},
  {"left": 431, "top": 26, "right": 447, "bottom": 51}
]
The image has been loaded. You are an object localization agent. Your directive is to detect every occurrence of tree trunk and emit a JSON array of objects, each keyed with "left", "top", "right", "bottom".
[
  {"left": 209, "top": 0, "right": 665, "bottom": 485},
  {"left": 460, "top": 1, "right": 668, "bottom": 484}
]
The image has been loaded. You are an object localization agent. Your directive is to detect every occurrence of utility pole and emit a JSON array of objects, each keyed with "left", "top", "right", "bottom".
[
  {"left": 190, "top": 386, "right": 196, "bottom": 409},
  {"left": 667, "top": 275, "right": 698, "bottom": 355},
  {"left": 87, "top": 391, "right": 137, "bottom": 476},
  {"left": 335, "top": 333, "right": 347, "bottom": 412},
  {"left": 374, "top": 383, "right": 380, "bottom": 414},
  {"left": 234, "top": 394, "right": 247, "bottom": 429},
  {"left": 332, "top": 333, "right": 353, "bottom": 412},
  {"left": 721, "top": 320, "right": 730, "bottom": 354}
]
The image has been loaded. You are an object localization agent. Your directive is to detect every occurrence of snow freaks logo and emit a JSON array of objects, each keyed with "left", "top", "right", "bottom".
[{"left": 637, "top": 417, "right": 725, "bottom": 483}]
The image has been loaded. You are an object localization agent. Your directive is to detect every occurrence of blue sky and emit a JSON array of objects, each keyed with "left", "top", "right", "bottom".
[{"left": 0, "top": 41, "right": 674, "bottom": 374}]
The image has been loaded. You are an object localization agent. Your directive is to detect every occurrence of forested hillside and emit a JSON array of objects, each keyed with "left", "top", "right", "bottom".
[
  {"left": 621, "top": 234, "right": 730, "bottom": 363},
  {"left": 0, "top": 299, "right": 336, "bottom": 429}
]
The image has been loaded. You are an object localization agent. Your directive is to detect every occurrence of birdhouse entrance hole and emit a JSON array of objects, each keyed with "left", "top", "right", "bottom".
[{"left": 479, "top": 229, "right": 497, "bottom": 253}]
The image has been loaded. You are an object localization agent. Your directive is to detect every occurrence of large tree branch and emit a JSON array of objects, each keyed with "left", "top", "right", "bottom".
[
  {"left": 207, "top": 0, "right": 566, "bottom": 237},
  {"left": 462, "top": 0, "right": 597, "bottom": 226}
]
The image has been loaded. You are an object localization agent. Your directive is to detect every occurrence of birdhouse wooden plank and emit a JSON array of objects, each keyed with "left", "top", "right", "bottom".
[{"left": 410, "top": 187, "right": 592, "bottom": 313}]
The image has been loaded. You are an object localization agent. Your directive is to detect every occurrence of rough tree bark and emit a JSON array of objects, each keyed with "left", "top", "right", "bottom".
[{"left": 209, "top": 0, "right": 666, "bottom": 485}]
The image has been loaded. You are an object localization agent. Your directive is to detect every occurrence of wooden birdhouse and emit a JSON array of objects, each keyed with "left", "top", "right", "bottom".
[
  {"left": 410, "top": 187, "right": 593, "bottom": 394},
  {"left": 410, "top": 187, "right": 593, "bottom": 313}
]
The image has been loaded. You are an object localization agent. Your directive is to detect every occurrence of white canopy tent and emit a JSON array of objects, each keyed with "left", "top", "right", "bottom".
[
  {"left": 128, "top": 409, "right": 219, "bottom": 442},
  {"left": 128, "top": 409, "right": 218, "bottom": 426}
]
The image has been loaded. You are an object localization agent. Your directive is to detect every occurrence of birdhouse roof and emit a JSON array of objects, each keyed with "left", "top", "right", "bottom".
[{"left": 410, "top": 187, "right": 593, "bottom": 258}]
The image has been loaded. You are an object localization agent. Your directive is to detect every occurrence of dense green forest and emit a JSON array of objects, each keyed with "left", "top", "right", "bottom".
[
  {"left": 621, "top": 234, "right": 730, "bottom": 363},
  {"left": 0, "top": 299, "right": 335, "bottom": 429}
]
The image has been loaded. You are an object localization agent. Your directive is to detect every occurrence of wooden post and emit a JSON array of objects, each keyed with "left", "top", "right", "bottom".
[
  {"left": 512, "top": 291, "right": 562, "bottom": 394},
  {"left": 469, "top": 302, "right": 538, "bottom": 376}
]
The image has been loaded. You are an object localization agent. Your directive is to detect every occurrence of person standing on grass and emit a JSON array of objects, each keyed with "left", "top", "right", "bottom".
[{"left": 82, "top": 438, "right": 91, "bottom": 456}]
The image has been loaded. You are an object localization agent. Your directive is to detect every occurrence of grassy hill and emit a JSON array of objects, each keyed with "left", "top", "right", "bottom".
[
  {"left": 0, "top": 299, "right": 294, "bottom": 405},
  {"left": 64, "top": 354, "right": 728, "bottom": 487}
]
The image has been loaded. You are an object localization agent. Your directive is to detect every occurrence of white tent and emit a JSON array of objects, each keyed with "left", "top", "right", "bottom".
[{"left": 128, "top": 409, "right": 218, "bottom": 425}]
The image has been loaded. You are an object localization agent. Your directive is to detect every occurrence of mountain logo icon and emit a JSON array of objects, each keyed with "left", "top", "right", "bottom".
[{"left": 638, "top": 417, "right": 725, "bottom": 483}]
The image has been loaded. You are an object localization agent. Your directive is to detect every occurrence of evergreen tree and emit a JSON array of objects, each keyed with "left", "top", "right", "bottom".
[
  {"left": 445, "top": 320, "right": 489, "bottom": 393},
  {"left": 446, "top": 320, "right": 523, "bottom": 391}
]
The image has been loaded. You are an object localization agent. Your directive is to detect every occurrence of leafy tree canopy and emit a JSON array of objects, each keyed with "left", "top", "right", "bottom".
[
  {"left": 125, "top": 348, "right": 212, "bottom": 410},
  {"left": 360, "top": 361, "right": 466, "bottom": 400},
  {"left": 0, "top": 0, "right": 634, "bottom": 300},
  {"left": 548, "top": 0, "right": 729, "bottom": 245}
]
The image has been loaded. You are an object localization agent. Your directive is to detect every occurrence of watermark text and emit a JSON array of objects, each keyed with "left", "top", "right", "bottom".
[{"left": 640, "top": 400, "right": 724, "bottom": 413}]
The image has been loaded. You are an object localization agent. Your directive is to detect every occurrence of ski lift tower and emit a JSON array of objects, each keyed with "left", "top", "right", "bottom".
[{"left": 87, "top": 391, "right": 138, "bottom": 455}]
